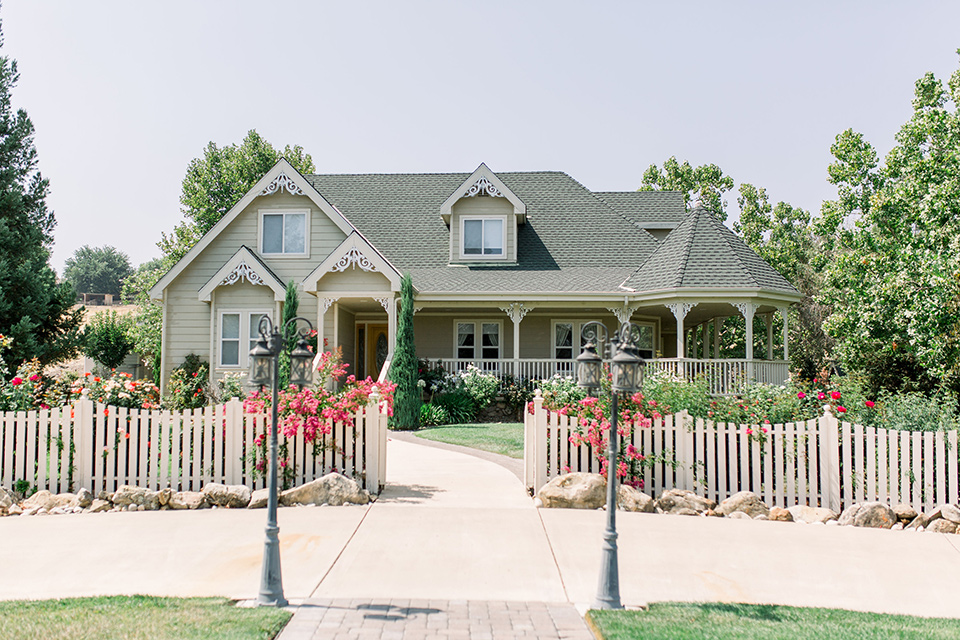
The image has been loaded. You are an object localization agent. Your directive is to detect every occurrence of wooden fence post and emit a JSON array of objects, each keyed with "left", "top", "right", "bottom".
[
  {"left": 675, "top": 410, "right": 695, "bottom": 491},
  {"left": 532, "top": 390, "right": 548, "bottom": 493},
  {"left": 224, "top": 398, "right": 242, "bottom": 485},
  {"left": 74, "top": 398, "right": 95, "bottom": 492},
  {"left": 820, "top": 405, "right": 841, "bottom": 512},
  {"left": 363, "top": 388, "right": 381, "bottom": 494},
  {"left": 523, "top": 390, "right": 540, "bottom": 491}
]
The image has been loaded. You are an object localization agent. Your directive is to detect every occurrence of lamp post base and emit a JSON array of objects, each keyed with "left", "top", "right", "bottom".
[{"left": 257, "top": 525, "right": 287, "bottom": 607}]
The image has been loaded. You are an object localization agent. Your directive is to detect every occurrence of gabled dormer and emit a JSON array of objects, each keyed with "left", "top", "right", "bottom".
[{"left": 440, "top": 163, "right": 526, "bottom": 264}]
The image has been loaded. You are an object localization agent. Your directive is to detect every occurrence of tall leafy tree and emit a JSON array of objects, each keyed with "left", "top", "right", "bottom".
[
  {"left": 278, "top": 280, "right": 298, "bottom": 389},
  {"left": 0, "top": 19, "right": 82, "bottom": 374},
  {"left": 63, "top": 244, "right": 133, "bottom": 297},
  {"left": 390, "top": 274, "right": 420, "bottom": 430},
  {"left": 639, "top": 156, "right": 735, "bottom": 221},
  {"left": 820, "top": 53, "right": 960, "bottom": 394}
]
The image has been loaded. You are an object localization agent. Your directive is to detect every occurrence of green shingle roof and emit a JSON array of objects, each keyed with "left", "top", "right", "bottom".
[
  {"left": 305, "top": 172, "right": 796, "bottom": 297},
  {"left": 620, "top": 207, "right": 799, "bottom": 294}
]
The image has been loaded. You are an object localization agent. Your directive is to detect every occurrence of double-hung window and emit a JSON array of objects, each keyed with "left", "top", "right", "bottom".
[
  {"left": 553, "top": 320, "right": 656, "bottom": 367},
  {"left": 461, "top": 217, "right": 505, "bottom": 258},
  {"left": 456, "top": 321, "right": 501, "bottom": 363},
  {"left": 220, "top": 311, "right": 271, "bottom": 368},
  {"left": 261, "top": 210, "right": 307, "bottom": 255}
]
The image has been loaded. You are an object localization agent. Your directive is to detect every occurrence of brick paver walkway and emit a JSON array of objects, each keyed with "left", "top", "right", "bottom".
[{"left": 277, "top": 599, "right": 594, "bottom": 640}]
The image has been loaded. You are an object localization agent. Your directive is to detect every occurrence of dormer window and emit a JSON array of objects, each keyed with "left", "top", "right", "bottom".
[
  {"left": 462, "top": 217, "right": 505, "bottom": 258},
  {"left": 260, "top": 210, "right": 308, "bottom": 256}
]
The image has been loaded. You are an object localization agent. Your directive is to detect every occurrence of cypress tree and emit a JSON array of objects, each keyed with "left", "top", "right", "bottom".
[
  {"left": 390, "top": 273, "right": 420, "bottom": 430},
  {"left": 277, "top": 280, "right": 298, "bottom": 388},
  {"left": 0, "top": 19, "right": 82, "bottom": 374}
]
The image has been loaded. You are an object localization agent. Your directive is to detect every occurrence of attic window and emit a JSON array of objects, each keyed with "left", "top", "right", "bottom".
[
  {"left": 461, "top": 217, "right": 505, "bottom": 258},
  {"left": 260, "top": 210, "right": 307, "bottom": 256}
]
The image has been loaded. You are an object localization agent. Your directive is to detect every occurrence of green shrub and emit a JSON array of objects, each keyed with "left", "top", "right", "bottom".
[
  {"left": 165, "top": 354, "right": 209, "bottom": 410},
  {"left": 537, "top": 374, "right": 586, "bottom": 411},
  {"left": 501, "top": 375, "right": 535, "bottom": 418},
  {"left": 874, "top": 390, "right": 958, "bottom": 432},
  {"left": 419, "top": 403, "right": 450, "bottom": 426},
  {"left": 84, "top": 311, "right": 134, "bottom": 369},
  {"left": 641, "top": 370, "right": 713, "bottom": 417},
  {"left": 434, "top": 390, "right": 476, "bottom": 424},
  {"left": 458, "top": 365, "right": 499, "bottom": 411}
]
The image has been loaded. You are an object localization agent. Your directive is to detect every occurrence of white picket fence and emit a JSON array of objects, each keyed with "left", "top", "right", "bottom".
[
  {"left": 0, "top": 397, "right": 388, "bottom": 495},
  {"left": 524, "top": 394, "right": 960, "bottom": 513}
]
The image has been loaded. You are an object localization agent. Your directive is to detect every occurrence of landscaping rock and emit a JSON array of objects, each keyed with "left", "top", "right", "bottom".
[
  {"left": 617, "top": 485, "right": 655, "bottom": 513},
  {"left": 111, "top": 485, "right": 150, "bottom": 508},
  {"left": 674, "top": 507, "right": 700, "bottom": 516},
  {"left": 21, "top": 490, "right": 78, "bottom": 512},
  {"left": 88, "top": 499, "right": 111, "bottom": 513},
  {"left": 905, "top": 515, "right": 925, "bottom": 530},
  {"left": 655, "top": 489, "right": 716, "bottom": 515},
  {"left": 157, "top": 488, "right": 173, "bottom": 507},
  {"left": 717, "top": 491, "right": 769, "bottom": 519},
  {"left": 769, "top": 507, "right": 794, "bottom": 522},
  {"left": 97, "top": 490, "right": 112, "bottom": 502},
  {"left": 76, "top": 488, "right": 93, "bottom": 509},
  {"left": 0, "top": 486, "right": 15, "bottom": 511},
  {"left": 169, "top": 491, "right": 206, "bottom": 510},
  {"left": 893, "top": 504, "right": 918, "bottom": 525},
  {"left": 787, "top": 505, "right": 839, "bottom": 524},
  {"left": 838, "top": 504, "right": 861, "bottom": 526},
  {"left": 852, "top": 502, "right": 897, "bottom": 529},
  {"left": 202, "top": 483, "right": 252, "bottom": 508},
  {"left": 143, "top": 491, "right": 161, "bottom": 511},
  {"left": 727, "top": 511, "right": 752, "bottom": 520},
  {"left": 927, "top": 504, "right": 960, "bottom": 525},
  {"left": 281, "top": 473, "right": 370, "bottom": 507},
  {"left": 247, "top": 488, "right": 269, "bottom": 509},
  {"left": 7, "top": 504, "right": 22, "bottom": 516},
  {"left": 926, "top": 519, "right": 958, "bottom": 534},
  {"left": 536, "top": 473, "right": 606, "bottom": 510}
]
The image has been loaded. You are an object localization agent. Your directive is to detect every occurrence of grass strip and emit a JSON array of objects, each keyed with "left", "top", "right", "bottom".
[
  {"left": 414, "top": 422, "right": 524, "bottom": 459},
  {"left": 0, "top": 595, "right": 291, "bottom": 640},
  {"left": 586, "top": 602, "right": 960, "bottom": 640}
]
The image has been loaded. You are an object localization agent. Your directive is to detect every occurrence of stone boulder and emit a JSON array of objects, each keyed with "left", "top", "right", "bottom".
[
  {"left": 21, "top": 490, "right": 78, "bottom": 512},
  {"left": 88, "top": 499, "right": 112, "bottom": 513},
  {"left": 655, "top": 489, "right": 716, "bottom": 515},
  {"left": 727, "top": 511, "right": 752, "bottom": 520},
  {"left": 76, "top": 488, "right": 93, "bottom": 509},
  {"left": 842, "top": 502, "right": 897, "bottom": 529},
  {"left": 281, "top": 473, "right": 370, "bottom": 507},
  {"left": 926, "top": 504, "right": 960, "bottom": 526},
  {"left": 893, "top": 504, "right": 918, "bottom": 525},
  {"left": 247, "top": 488, "right": 269, "bottom": 509},
  {"left": 202, "top": 483, "right": 252, "bottom": 508},
  {"left": 111, "top": 485, "right": 150, "bottom": 508},
  {"left": 769, "top": 507, "right": 794, "bottom": 522},
  {"left": 169, "top": 491, "right": 206, "bottom": 510},
  {"left": 717, "top": 491, "right": 769, "bottom": 519},
  {"left": 536, "top": 473, "right": 606, "bottom": 509},
  {"left": 927, "top": 519, "right": 958, "bottom": 534},
  {"left": 617, "top": 485, "right": 655, "bottom": 513},
  {"left": 0, "top": 486, "right": 14, "bottom": 513},
  {"left": 787, "top": 505, "right": 839, "bottom": 524},
  {"left": 157, "top": 488, "right": 173, "bottom": 507}
]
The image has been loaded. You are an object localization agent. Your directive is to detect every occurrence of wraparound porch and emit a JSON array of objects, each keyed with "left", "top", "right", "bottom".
[{"left": 423, "top": 357, "right": 790, "bottom": 396}]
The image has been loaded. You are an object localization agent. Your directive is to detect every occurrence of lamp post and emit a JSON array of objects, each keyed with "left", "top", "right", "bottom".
[
  {"left": 576, "top": 321, "right": 646, "bottom": 610},
  {"left": 248, "top": 315, "right": 315, "bottom": 607}
]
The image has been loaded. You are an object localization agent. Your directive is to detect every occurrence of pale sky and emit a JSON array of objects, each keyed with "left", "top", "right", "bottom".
[{"left": 4, "top": 1, "right": 960, "bottom": 273}]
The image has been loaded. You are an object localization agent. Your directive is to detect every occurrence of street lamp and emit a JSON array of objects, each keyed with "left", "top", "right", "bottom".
[
  {"left": 249, "top": 315, "right": 315, "bottom": 607},
  {"left": 577, "top": 321, "right": 646, "bottom": 610}
]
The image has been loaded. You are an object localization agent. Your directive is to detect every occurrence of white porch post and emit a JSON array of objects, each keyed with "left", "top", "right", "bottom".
[
  {"left": 713, "top": 317, "right": 721, "bottom": 359},
  {"left": 332, "top": 301, "right": 340, "bottom": 349},
  {"left": 667, "top": 303, "right": 693, "bottom": 359},
  {"left": 501, "top": 303, "right": 532, "bottom": 378},
  {"left": 377, "top": 297, "right": 397, "bottom": 356},
  {"left": 765, "top": 313, "right": 774, "bottom": 360},
  {"left": 317, "top": 297, "right": 338, "bottom": 353},
  {"left": 779, "top": 305, "right": 790, "bottom": 361},
  {"left": 736, "top": 303, "right": 756, "bottom": 381}
]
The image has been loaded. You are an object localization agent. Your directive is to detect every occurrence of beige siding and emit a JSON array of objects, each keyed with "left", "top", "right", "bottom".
[
  {"left": 449, "top": 197, "right": 516, "bottom": 262},
  {"left": 316, "top": 268, "right": 391, "bottom": 292},
  {"left": 160, "top": 191, "right": 345, "bottom": 389}
]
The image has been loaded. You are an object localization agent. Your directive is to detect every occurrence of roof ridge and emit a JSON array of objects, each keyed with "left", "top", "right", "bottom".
[
  {"left": 705, "top": 211, "right": 761, "bottom": 288},
  {"left": 671, "top": 209, "right": 700, "bottom": 288},
  {"left": 591, "top": 191, "right": 660, "bottom": 246},
  {"left": 307, "top": 169, "right": 573, "bottom": 179}
]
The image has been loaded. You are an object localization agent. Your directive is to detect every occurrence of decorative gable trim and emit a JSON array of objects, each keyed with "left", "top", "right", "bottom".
[
  {"left": 258, "top": 172, "right": 304, "bottom": 196},
  {"left": 440, "top": 163, "right": 526, "bottom": 225},
  {"left": 149, "top": 158, "right": 355, "bottom": 300},
  {"left": 301, "top": 232, "right": 402, "bottom": 292},
  {"left": 198, "top": 246, "right": 286, "bottom": 302}
]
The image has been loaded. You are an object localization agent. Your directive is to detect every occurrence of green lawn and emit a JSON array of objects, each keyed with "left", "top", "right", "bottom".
[
  {"left": 414, "top": 422, "right": 524, "bottom": 458},
  {"left": 587, "top": 603, "right": 960, "bottom": 639},
  {"left": 0, "top": 596, "right": 291, "bottom": 640}
]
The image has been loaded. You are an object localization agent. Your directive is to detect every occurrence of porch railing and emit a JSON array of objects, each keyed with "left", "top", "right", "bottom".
[{"left": 424, "top": 357, "right": 789, "bottom": 396}]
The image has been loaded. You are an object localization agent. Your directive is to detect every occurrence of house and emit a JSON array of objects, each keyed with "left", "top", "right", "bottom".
[{"left": 149, "top": 160, "right": 802, "bottom": 395}]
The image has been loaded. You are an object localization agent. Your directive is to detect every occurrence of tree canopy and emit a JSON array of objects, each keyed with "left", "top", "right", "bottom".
[
  {"left": 0, "top": 20, "right": 82, "bottom": 374},
  {"left": 63, "top": 245, "right": 133, "bottom": 297},
  {"left": 639, "top": 157, "right": 735, "bottom": 221}
]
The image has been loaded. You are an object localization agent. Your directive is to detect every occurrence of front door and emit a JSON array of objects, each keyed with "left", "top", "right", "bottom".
[{"left": 364, "top": 324, "right": 389, "bottom": 381}]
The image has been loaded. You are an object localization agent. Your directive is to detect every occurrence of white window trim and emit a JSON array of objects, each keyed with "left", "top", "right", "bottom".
[
  {"left": 219, "top": 310, "right": 272, "bottom": 369},
  {"left": 458, "top": 215, "right": 507, "bottom": 261},
  {"left": 258, "top": 209, "right": 310, "bottom": 257},
  {"left": 453, "top": 320, "right": 503, "bottom": 360},
  {"left": 552, "top": 320, "right": 602, "bottom": 361}
]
